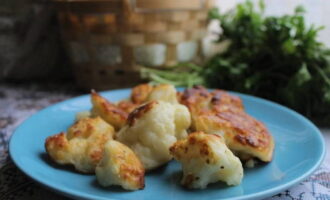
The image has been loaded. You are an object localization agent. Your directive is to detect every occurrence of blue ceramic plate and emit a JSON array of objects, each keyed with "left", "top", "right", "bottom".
[{"left": 9, "top": 88, "right": 325, "bottom": 200}]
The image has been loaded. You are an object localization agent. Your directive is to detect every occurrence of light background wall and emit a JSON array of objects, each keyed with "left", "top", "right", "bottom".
[{"left": 214, "top": 0, "right": 330, "bottom": 46}]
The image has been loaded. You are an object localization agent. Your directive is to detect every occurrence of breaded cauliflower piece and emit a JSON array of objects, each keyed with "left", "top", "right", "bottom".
[
  {"left": 117, "top": 84, "right": 180, "bottom": 113},
  {"left": 174, "top": 104, "right": 191, "bottom": 140},
  {"left": 91, "top": 90, "right": 128, "bottom": 130},
  {"left": 147, "top": 84, "right": 179, "bottom": 104},
  {"left": 45, "top": 117, "right": 115, "bottom": 173},
  {"left": 67, "top": 116, "right": 115, "bottom": 140},
  {"left": 96, "top": 140, "right": 145, "bottom": 190},
  {"left": 179, "top": 86, "right": 274, "bottom": 163},
  {"left": 170, "top": 132, "right": 243, "bottom": 189},
  {"left": 117, "top": 100, "right": 138, "bottom": 114},
  {"left": 194, "top": 111, "right": 275, "bottom": 162},
  {"left": 131, "top": 83, "right": 153, "bottom": 104},
  {"left": 117, "top": 101, "right": 191, "bottom": 170}
]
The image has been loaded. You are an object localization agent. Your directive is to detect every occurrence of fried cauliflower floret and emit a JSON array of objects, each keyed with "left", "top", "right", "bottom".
[
  {"left": 117, "top": 101, "right": 191, "bottom": 170},
  {"left": 91, "top": 90, "right": 128, "bottom": 130},
  {"left": 174, "top": 104, "right": 191, "bottom": 140},
  {"left": 96, "top": 140, "right": 145, "bottom": 190},
  {"left": 131, "top": 83, "right": 153, "bottom": 104},
  {"left": 117, "top": 100, "right": 138, "bottom": 113},
  {"left": 147, "top": 84, "right": 179, "bottom": 104},
  {"left": 179, "top": 86, "right": 274, "bottom": 163},
  {"left": 67, "top": 116, "right": 115, "bottom": 140},
  {"left": 45, "top": 117, "right": 115, "bottom": 173},
  {"left": 179, "top": 85, "right": 213, "bottom": 114},
  {"left": 117, "top": 84, "right": 180, "bottom": 113},
  {"left": 179, "top": 86, "right": 244, "bottom": 129},
  {"left": 170, "top": 132, "right": 243, "bottom": 189},
  {"left": 195, "top": 111, "right": 274, "bottom": 162}
]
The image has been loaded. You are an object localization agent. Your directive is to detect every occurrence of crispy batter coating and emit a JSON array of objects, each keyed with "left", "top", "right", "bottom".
[
  {"left": 170, "top": 132, "right": 243, "bottom": 189},
  {"left": 117, "top": 84, "right": 180, "bottom": 112},
  {"left": 117, "top": 101, "right": 191, "bottom": 170},
  {"left": 45, "top": 117, "right": 115, "bottom": 173},
  {"left": 91, "top": 90, "right": 128, "bottom": 130},
  {"left": 131, "top": 83, "right": 153, "bottom": 104},
  {"left": 195, "top": 110, "right": 274, "bottom": 162},
  {"left": 180, "top": 85, "right": 212, "bottom": 113},
  {"left": 117, "top": 100, "right": 138, "bottom": 114},
  {"left": 180, "top": 86, "right": 244, "bottom": 118},
  {"left": 211, "top": 90, "right": 244, "bottom": 112},
  {"left": 179, "top": 86, "right": 274, "bottom": 162},
  {"left": 96, "top": 140, "right": 145, "bottom": 190},
  {"left": 67, "top": 116, "right": 115, "bottom": 140}
]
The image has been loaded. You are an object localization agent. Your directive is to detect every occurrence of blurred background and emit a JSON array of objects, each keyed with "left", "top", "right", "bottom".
[
  {"left": 2, "top": 0, "right": 330, "bottom": 83},
  {"left": 218, "top": 0, "right": 330, "bottom": 46},
  {"left": 1, "top": 0, "right": 330, "bottom": 123}
]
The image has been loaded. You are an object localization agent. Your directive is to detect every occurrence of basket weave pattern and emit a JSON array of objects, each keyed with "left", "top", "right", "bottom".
[{"left": 56, "top": 0, "right": 212, "bottom": 89}]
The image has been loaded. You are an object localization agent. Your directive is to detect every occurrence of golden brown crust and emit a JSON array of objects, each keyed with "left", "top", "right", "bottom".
[
  {"left": 170, "top": 132, "right": 206, "bottom": 160},
  {"left": 117, "top": 100, "right": 139, "bottom": 114},
  {"left": 179, "top": 86, "right": 244, "bottom": 114},
  {"left": 45, "top": 117, "right": 115, "bottom": 173},
  {"left": 96, "top": 140, "right": 145, "bottom": 190},
  {"left": 118, "top": 156, "right": 145, "bottom": 189},
  {"left": 195, "top": 111, "right": 274, "bottom": 162},
  {"left": 179, "top": 86, "right": 274, "bottom": 162},
  {"left": 45, "top": 132, "right": 69, "bottom": 161},
  {"left": 170, "top": 131, "right": 216, "bottom": 162},
  {"left": 169, "top": 131, "right": 243, "bottom": 188},
  {"left": 211, "top": 90, "right": 244, "bottom": 112},
  {"left": 91, "top": 90, "right": 128, "bottom": 130},
  {"left": 119, "top": 163, "right": 145, "bottom": 189},
  {"left": 126, "top": 101, "right": 157, "bottom": 127},
  {"left": 180, "top": 86, "right": 212, "bottom": 112},
  {"left": 45, "top": 132, "right": 67, "bottom": 149},
  {"left": 112, "top": 142, "right": 145, "bottom": 189},
  {"left": 216, "top": 111, "right": 269, "bottom": 148},
  {"left": 69, "top": 116, "right": 115, "bottom": 138},
  {"left": 131, "top": 84, "right": 153, "bottom": 104}
]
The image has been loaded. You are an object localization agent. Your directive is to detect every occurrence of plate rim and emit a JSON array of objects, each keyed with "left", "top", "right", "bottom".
[{"left": 9, "top": 88, "right": 326, "bottom": 200}]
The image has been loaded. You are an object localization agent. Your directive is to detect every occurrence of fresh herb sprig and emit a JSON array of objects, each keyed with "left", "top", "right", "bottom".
[
  {"left": 141, "top": 63, "right": 205, "bottom": 88},
  {"left": 142, "top": 0, "right": 330, "bottom": 123}
]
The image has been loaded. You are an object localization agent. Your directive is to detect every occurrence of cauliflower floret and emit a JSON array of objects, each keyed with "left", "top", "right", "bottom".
[
  {"left": 147, "top": 84, "right": 179, "bottom": 104},
  {"left": 179, "top": 86, "right": 274, "bottom": 163},
  {"left": 75, "top": 111, "right": 91, "bottom": 121},
  {"left": 117, "top": 100, "right": 138, "bottom": 113},
  {"left": 170, "top": 132, "right": 243, "bottom": 189},
  {"left": 96, "top": 140, "right": 145, "bottom": 190},
  {"left": 117, "top": 101, "right": 191, "bottom": 170},
  {"left": 45, "top": 117, "right": 115, "bottom": 173},
  {"left": 174, "top": 104, "right": 191, "bottom": 140},
  {"left": 91, "top": 90, "right": 128, "bottom": 130},
  {"left": 67, "top": 116, "right": 115, "bottom": 140},
  {"left": 118, "top": 84, "right": 179, "bottom": 112},
  {"left": 131, "top": 83, "right": 153, "bottom": 104}
]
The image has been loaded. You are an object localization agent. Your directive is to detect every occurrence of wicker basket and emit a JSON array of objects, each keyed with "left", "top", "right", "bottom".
[{"left": 55, "top": 0, "right": 213, "bottom": 90}]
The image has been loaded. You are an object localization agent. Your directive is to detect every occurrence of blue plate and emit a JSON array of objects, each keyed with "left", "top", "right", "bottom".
[{"left": 9, "top": 88, "right": 325, "bottom": 200}]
